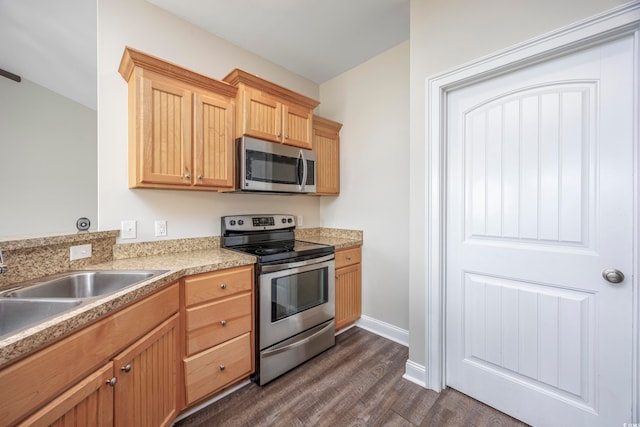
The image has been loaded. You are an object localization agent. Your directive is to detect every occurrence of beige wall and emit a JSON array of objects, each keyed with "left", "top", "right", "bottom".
[
  {"left": 0, "top": 78, "right": 97, "bottom": 237},
  {"left": 408, "top": 0, "right": 630, "bottom": 368},
  {"left": 97, "top": 0, "right": 322, "bottom": 242},
  {"left": 319, "top": 41, "right": 410, "bottom": 331}
]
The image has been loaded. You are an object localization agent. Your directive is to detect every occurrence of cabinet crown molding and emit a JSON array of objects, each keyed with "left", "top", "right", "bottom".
[
  {"left": 223, "top": 68, "right": 319, "bottom": 110},
  {"left": 313, "top": 115, "right": 343, "bottom": 132},
  {"left": 118, "top": 46, "right": 237, "bottom": 98}
]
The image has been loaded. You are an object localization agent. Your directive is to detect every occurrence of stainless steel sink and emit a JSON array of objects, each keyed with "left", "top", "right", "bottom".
[
  {"left": 4, "top": 270, "right": 168, "bottom": 299},
  {"left": 0, "top": 298, "right": 82, "bottom": 338}
]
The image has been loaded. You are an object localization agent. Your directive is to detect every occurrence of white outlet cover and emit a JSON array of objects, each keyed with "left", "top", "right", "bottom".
[
  {"left": 70, "top": 244, "right": 92, "bottom": 261},
  {"left": 155, "top": 220, "right": 167, "bottom": 237},
  {"left": 297, "top": 215, "right": 303, "bottom": 226}
]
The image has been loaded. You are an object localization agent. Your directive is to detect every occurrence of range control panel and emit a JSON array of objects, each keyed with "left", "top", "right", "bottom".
[{"left": 222, "top": 214, "right": 295, "bottom": 232}]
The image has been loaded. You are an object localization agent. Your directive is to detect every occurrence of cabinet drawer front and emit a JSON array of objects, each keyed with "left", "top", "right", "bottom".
[
  {"left": 335, "top": 247, "right": 361, "bottom": 269},
  {"left": 184, "top": 333, "right": 252, "bottom": 405},
  {"left": 186, "top": 293, "right": 252, "bottom": 355},
  {"left": 184, "top": 266, "right": 253, "bottom": 306}
]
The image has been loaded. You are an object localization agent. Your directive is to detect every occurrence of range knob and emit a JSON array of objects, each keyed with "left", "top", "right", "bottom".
[
  {"left": 281, "top": 218, "right": 287, "bottom": 223},
  {"left": 287, "top": 218, "right": 293, "bottom": 223},
  {"left": 238, "top": 220, "right": 244, "bottom": 226},
  {"left": 230, "top": 220, "right": 236, "bottom": 226}
]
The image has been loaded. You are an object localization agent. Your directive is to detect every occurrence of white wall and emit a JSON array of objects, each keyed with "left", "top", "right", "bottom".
[
  {"left": 0, "top": 78, "right": 97, "bottom": 237},
  {"left": 408, "top": 0, "right": 630, "bottom": 368},
  {"left": 97, "top": 0, "right": 322, "bottom": 242},
  {"left": 319, "top": 41, "right": 410, "bottom": 330}
]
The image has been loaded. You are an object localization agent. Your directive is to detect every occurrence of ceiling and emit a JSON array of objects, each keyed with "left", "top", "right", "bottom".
[
  {"left": 147, "top": 0, "right": 410, "bottom": 84},
  {"left": 0, "top": 0, "right": 96, "bottom": 110},
  {"left": 0, "top": 0, "right": 408, "bottom": 111}
]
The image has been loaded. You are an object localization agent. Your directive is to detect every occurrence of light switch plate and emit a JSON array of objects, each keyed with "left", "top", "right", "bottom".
[
  {"left": 297, "top": 215, "right": 303, "bottom": 226},
  {"left": 121, "top": 220, "right": 137, "bottom": 239},
  {"left": 70, "top": 244, "right": 92, "bottom": 261}
]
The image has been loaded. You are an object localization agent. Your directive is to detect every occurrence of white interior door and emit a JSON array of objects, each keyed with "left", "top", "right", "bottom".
[{"left": 445, "top": 34, "right": 636, "bottom": 426}]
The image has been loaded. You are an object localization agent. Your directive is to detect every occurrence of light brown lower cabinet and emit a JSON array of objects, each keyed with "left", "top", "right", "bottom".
[
  {"left": 0, "top": 283, "right": 179, "bottom": 426},
  {"left": 335, "top": 246, "right": 362, "bottom": 331},
  {"left": 19, "top": 362, "right": 115, "bottom": 427},
  {"left": 113, "top": 314, "right": 179, "bottom": 427},
  {"left": 19, "top": 315, "right": 179, "bottom": 427},
  {"left": 181, "top": 266, "right": 255, "bottom": 407}
]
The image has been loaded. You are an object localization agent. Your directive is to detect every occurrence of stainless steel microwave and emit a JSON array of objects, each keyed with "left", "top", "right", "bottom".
[{"left": 236, "top": 136, "right": 316, "bottom": 193}]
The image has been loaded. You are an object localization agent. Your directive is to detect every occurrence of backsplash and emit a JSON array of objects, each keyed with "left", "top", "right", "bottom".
[
  {"left": 0, "top": 230, "right": 119, "bottom": 289},
  {"left": 112, "top": 236, "right": 220, "bottom": 260},
  {"left": 295, "top": 227, "right": 363, "bottom": 241},
  {"left": 0, "top": 228, "right": 361, "bottom": 290}
]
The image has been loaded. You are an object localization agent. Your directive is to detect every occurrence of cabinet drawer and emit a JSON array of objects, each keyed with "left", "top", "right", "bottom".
[
  {"left": 335, "top": 247, "right": 361, "bottom": 269},
  {"left": 184, "top": 333, "right": 252, "bottom": 405},
  {"left": 186, "top": 292, "right": 252, "bottom": 355},
  {"left": 184, "top": 265, "right": 253, "bottom": 306}
]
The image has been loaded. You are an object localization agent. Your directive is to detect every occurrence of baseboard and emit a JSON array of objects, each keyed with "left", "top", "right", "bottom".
[
  {"left": 403, "top": 359, "right": 427, "bottom": 388},
  {"left": 172, "top": 380, "right": 250, "bottom": 424},
  {"left": 355, "top": 315, "right": 409, "bottom": 347}
]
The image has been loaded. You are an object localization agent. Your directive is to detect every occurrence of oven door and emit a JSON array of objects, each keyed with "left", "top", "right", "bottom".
[
  {"left": 259, "top": 255, "right": 334, "bottom": 350},
  {"left": 239, "top": 136, "right": 316, "bottom": 193}
]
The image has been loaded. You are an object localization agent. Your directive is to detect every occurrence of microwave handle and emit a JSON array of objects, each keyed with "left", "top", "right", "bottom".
[{"left": 297, "top": 150, "right": 308, "bottom": 190}]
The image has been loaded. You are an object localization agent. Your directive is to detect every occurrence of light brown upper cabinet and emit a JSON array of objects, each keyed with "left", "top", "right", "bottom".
[
  {"left": 119, "top": 47, "right": 237, "bottom": 191},
  {"left": 223, "top": 69, "right": 320, "bottom": 150},
  {"left": 312, "top": 115, "right": 342, "bottom": 195}
]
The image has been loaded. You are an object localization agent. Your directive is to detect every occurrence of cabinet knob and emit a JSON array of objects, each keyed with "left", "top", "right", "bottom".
[
  {"left": 346, "top": 257, "right": 352, "bottom": 261},
  {"left": 219, "top": 365, "right": 226, "bottom": 371},
  {"left": 221, "top": 320, "right": 227, "bottom": 326},
  {"left": 120, "top": 364, "right": 132, "bottom": 373},
  {"left": 220, "top": 283, "right": 227, "bottom": 289},
  {"left": 197, "top": 175, "right": 203, "bottom": 180},
  {"left": 185, "top": 173, "right": 191, "bottom": 179},
  {"left": 277, "top": 133, "right": 282, "bottom": 138},
  {"left": 285, "top": 135, "right": 289, "bottom": 139},
  {"left": 106, "top": 377, "right": 117, "bottom": 387}
]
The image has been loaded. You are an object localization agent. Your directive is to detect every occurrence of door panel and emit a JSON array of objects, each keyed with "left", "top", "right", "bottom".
[{"left": 446, "top": 35, "right": 635, "bottom": 426}]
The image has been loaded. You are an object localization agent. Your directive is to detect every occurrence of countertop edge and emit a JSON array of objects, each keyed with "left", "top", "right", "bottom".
[{"left": 0, "top": 248, "right": 256, "bottom": 368}]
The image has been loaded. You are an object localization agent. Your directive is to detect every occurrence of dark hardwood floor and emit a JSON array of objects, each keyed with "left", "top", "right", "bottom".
[{"left": 175, "top": 327, "right": 529, "bottom": 427}]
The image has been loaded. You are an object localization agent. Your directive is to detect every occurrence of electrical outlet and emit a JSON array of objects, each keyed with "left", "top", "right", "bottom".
[
  {"left": 297, "top": 215, "right": 303, "bottom": 226},
  {"left": 155, "top": 220, "right": 167, "bottom": 237},
  {"left": 121, "top": 220, "right": 137, "bottom": 239},
  {"left": 70, "top": 244, "right": 92, "bottom": 261}
]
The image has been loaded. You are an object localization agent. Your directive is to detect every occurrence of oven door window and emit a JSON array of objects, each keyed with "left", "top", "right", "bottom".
[{"left": 271, "top": 267, "right": 328, "bottom": 322}]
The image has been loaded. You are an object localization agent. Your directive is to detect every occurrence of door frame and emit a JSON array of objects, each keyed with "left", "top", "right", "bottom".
[{"left": 424, "top": 0, "right": 640, "bottom": 418}]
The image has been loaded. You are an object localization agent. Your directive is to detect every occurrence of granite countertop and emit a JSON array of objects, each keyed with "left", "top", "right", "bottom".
[
  {"left": 0, "top": 228, "right": 363, "bottom": 368},
  {"left": 0, "top": 248, "right": 256, "bottom": 367}
]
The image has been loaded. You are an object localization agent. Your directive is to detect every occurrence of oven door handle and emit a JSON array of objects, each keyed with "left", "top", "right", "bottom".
[
  {"left": 260, "top": 254, "right": 335, "bottom": 273},
  {"left": 261, "top": 320, "right": 334, "bottom": 358}
]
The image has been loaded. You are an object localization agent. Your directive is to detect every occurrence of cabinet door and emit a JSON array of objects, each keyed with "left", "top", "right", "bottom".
[
  {"left": 283, "top": 104, "right": 313, "bottom": 149},
  {"left": 113, "top": 314, "right": 179, "bottom": 427},
  {"left": 241, "top": 88, "right": 282, "bottom": 143},
  {"left": 193, "top": 93, "right": 234, "bottom": 189},
  {"left": 137, "top": 75, "right": 193, "bottom": 186},
  {"left": 335, "top": 263, "right": 362, "bottom": 331},
  {"left": 18, "top": 363, "right": 114, "bottom": 427},
  {"left": 313, "top": 126, "right": 340, "bottom": 194}
]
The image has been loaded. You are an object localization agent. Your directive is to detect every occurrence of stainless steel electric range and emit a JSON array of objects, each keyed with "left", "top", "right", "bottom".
[{"left": 221, "top": 214, "right": 336, "bottom": 385}]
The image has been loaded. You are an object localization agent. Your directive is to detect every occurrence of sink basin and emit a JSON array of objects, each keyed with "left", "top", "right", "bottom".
[
  {"left": 4, "top": 270, "right": 168, "bottom": 299},
  {"left": 0, "top": 298, "right": 82, "bottom": 338}
]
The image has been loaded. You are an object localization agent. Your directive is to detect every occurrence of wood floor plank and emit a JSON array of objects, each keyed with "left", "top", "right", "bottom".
[{"left": 175, "top": 327, "right": 529, "bottom": 427}]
